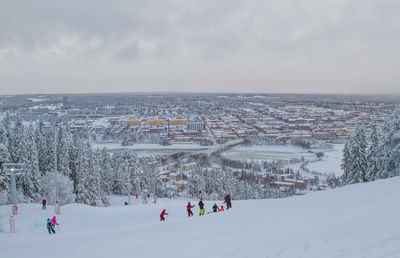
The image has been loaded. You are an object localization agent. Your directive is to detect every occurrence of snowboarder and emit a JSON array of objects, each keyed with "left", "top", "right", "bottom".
[
  {"left": 47, "top": 218, "right": 56, "bottom": 234},
  {"left": 160, "top": 209, "right": 168, "bottom": 221},
  {"left": 212, "top": 203, "right": 219, "bottom": 212},
  {"left": 219, "top": 205, "right": 225, "bottom": 212},
  {"left": 42, "top": 199, "right": 47, "bottom": 210},
  {"left": 187, "top": 202, "right": 195, "bottom": 217},
  {"left": 198, "top": 198, "right": 205, "bottom": 216},
  {"left": 224, "top": 194, "right": 232, "bottom": 209}
]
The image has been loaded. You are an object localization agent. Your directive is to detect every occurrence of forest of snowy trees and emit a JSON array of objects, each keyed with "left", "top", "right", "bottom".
[
  {"left": 0, "top": 114, "right": 161, "bottom": 206},
  {"left": 0, "top": 114, "right": 286, "bottom": 207},
  {"left": 341, "top": 109, "right": 400, "bottom": 184}
]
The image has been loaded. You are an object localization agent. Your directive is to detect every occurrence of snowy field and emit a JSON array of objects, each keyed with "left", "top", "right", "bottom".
[
  {"left": 222, "top": 145, "right": 315, "bottom": 161},
  {"left": 223, "top": 144, "right": 344, "bottom": 176},
  {"left": 306, "top": 144, "right": 344, "bottom": 176},
  {"left": 1, "top": 177, "right": 400, "bottom": 258}
]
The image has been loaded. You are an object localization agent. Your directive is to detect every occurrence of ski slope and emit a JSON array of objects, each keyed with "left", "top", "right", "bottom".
[{"left": 1, "top": 178, "right": 400, "bottom": 258}]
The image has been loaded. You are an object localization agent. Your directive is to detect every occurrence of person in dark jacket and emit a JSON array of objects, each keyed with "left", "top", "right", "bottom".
[
  {"left": 198, "top": 198, "right": 205, "bottom": 216},
  {"left": 224, "top": 194, "right": 232, "bottom": 209},
  {"left": 47, "top": 218, "right": 55, "bottom": 234},
  {"left": 186, "top": 202, "right": 195, "bottom": 217},
  {"left": 42, "top": 199, "right": 47, "bottom": 210},
  {"left": 212, "top": 203, "right": 219, "bottom": 212}
]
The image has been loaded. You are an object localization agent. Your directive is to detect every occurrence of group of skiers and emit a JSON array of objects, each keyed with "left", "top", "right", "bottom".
[
  {"left": 160, "top": 194, "right": 232, "bottom": 221},
  {"left": 46, "top": 216, "right": 59, "bottom": 235}
]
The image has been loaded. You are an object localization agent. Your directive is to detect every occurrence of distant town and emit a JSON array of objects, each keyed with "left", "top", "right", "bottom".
[{"left": 1, "top": 93, "right": 399, "bottom": 198}]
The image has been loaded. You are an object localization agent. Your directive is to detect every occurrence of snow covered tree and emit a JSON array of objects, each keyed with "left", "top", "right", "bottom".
[
  {"left": 20, "top": 125, "right": 41, "bottom": 201},
  {"left": 99, "top": 148, "right": 114, "bottom": 195},
  {"left": 9, "top": 117, "right": 28, "bottom": 164},
  {"left": 40, "top": 171, "right": 75, "bottom": 205},
  {"left": 341, "top": 125, "right": 367, "bottom": 185},
  {"left": 378, "top": 109, "right": 400, "bottom": 178},
  {"left": 56, "top": 125, "right": 71, "bottom": 177},
  {"left": 74, "top": 140, "right": 102, "bottom": 206},
  {"left": 365, "top": 125, "right": 380, "bottom": 181}
]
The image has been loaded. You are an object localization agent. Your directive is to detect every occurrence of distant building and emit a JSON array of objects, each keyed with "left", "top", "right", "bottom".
[{"left": 188, "top": 122, "right": 204, "bottom": 131}]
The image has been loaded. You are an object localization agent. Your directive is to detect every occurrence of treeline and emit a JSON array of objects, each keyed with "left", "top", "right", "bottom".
[
  {"left": 0, "top": 114, "right": 160, "bottom": 206},
  {"left": 187, "top": 168, "right": 293, "bottom": 200},
  {"left": 341, "top": 109, "right": 400, "bottom": 184}
]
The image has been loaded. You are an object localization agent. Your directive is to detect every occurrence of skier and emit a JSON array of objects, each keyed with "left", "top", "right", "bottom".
[
  {"left": 186, "top": 202, "right": 195, "bottom": 217},
  {"left": 224, "top": 194, "right": 232, "bottom": 209},
  {"left": 51, "top": 216, "right": 59, "bottom": 228},
  {"left": 160, "top": 209, "right": 168, "bottom": 221},
  {"left": 198, "top": 198, "right": 205, "bottom": 216},
  {"left": 212, "top": 203, "right": 219, "bottom": 213},
  {"left": 47, "top": 218, "right": 56, "bottom": 234},
  {"left": 42, "top": 199, "right": 47, "bottom": 210},
  {"left": 219, "top": 205, "right": 225, "bottom": 212}
]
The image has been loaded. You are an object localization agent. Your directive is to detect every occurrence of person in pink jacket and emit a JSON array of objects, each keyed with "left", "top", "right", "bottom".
[{"left": 51, "top": 216, "right": 59, "bottom": 226}]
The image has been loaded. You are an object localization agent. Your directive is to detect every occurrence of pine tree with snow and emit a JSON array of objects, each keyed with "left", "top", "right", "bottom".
[
  {"left": 9, "top": 117, "right": 28, "bottom": 164},
  {"left": 342, "top": 125, "right": 368, "bottom": 184},
  {"left": 365, "top": 125, "right": 381, "bottom": 181},
  {"left": 99, "top": 148, "right": 113, "bottom": 195},
  {"left": 56, "top": 125, "right": 71, "bottom": 177},
  {"left": 35, "top": 120, "right": 48, "bottom": 175},
  {"left": 21, "top": 125, "right": 41, "bottom": 201},
  {"left": 378, "top": 109, "right": 400, "bottom": 178},
  {"left": 69, "top": 133, "right": 80, "bottom": 191},
  {"left": 74, "top": 138, "right": 90, "bottom": 203},
  {"left": 341, "top": 134, "right": 355, "bottom": 185},
  {"left": 74, "top": 139, "right": 102, "bottom": 205}
]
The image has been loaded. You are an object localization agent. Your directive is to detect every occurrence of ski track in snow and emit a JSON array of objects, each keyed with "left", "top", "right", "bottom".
[{"left": 1, "top": 177, "right": 400, "bottom": 258}]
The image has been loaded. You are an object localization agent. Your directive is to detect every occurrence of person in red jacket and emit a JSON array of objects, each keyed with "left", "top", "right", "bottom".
[
  {"left": 160, "top": 209, "right": 168, "bottom": 221},
  {"left": 186, "top": 202, "right": 195, "bottom": 217},
  {"left": 219, "top": 205, "right": 225, "bottom": 212}
]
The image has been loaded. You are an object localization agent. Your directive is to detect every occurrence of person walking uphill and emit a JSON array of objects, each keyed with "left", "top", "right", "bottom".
[
  {"left": 160, "top": 209, "right": 168, "bottom": 221},
  {"left": 198, "top": 199, "right": 205, "bottom": 216},
  {"left": 187, "top": 202, "right": 195, "bottom": 217},
  {"left": 224, "top": 194, "right": 232, "bottom": 210},
  {"left": 47, "top": 218, "right": 56, "bottom": 234}
]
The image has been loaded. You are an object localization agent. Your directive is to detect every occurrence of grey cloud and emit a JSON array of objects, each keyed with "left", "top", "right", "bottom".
[{"left": 0, "top": 0, "right": 399, "bottom": 94}]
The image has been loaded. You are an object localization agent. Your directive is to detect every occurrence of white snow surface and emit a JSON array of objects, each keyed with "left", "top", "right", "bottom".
[{"left": 1, "top": 177, "right": 400, "bottom": 258}]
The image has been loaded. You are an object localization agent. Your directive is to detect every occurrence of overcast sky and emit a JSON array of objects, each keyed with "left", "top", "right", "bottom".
[{"left": 0, "top": 0, "right": 399, "bottom": 95}]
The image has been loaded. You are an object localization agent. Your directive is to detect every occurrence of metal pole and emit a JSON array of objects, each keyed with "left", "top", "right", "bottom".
[
  {"left": 10, "top": 168, "right": 16, "bottom": 205},
  {"left": 54, "top": 126, "right": 59, "bottom": 214}
]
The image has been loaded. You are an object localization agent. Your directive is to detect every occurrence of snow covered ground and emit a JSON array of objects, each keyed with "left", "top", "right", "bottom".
[
  {"left": 222, "top": 145, "right": 315, "bottom": 161},
  {"left": 306, "top": 144, "right": 344, "bottom": 176},
  {"left": 285, "top": 144, "right": 344, "bottom": 177},
  {"left": 1, "top": 177, "right": 400, "bottom": 258}
]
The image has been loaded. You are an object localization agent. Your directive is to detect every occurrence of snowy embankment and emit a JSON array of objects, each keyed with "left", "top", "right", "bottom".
[{"left": 1, "top": 178, "right": 400, "bottom": 258}]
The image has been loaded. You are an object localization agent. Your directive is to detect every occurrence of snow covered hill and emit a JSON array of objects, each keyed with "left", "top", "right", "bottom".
[{"left": 1, "top": 177, "right": 400, "bottom": 258}]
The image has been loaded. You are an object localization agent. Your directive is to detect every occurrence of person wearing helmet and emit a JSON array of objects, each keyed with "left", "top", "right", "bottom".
[
  {"left": 46, "top": 218, "right": 56, "bottom": 234},
  {"left": 186, "top": 202, "right": 195, "bottom": 217},
  {"left": 219, "top": 205, "right": 225, "bottom": 212},
  {"left": 160, "top": 209, "right": 168, "bottom": 221}
]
